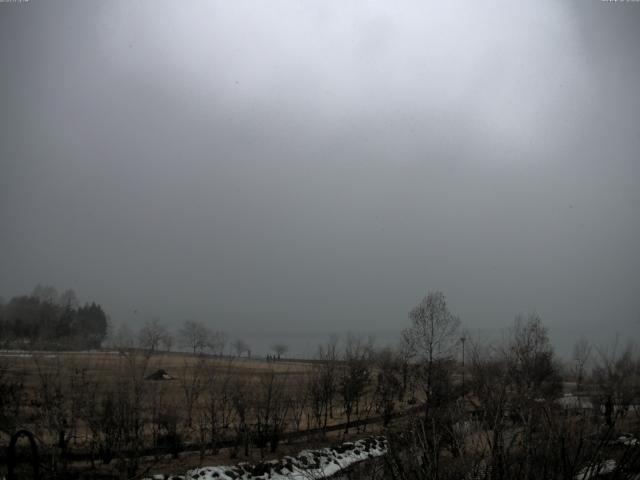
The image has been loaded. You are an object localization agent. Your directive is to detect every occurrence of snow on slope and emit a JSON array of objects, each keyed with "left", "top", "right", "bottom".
[
  {"left": 574, "top": 459, "right": 617, "bottom": 480},
  {"left": 144, "top": 436, "right": 387, "bottom": 480}
]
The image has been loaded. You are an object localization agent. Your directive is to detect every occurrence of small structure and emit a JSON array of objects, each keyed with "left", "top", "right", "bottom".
[{"left": 146, "top": 369, "right": 172, "bottom": 381}]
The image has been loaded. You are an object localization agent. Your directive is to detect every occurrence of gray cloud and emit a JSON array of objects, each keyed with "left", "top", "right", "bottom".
[{"left": 1, "top": 0, "right": 639, "bottom": 356}]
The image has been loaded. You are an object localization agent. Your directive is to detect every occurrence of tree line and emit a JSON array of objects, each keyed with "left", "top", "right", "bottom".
[
  {"left": 0, "top": 286, "right": 108, "bottom": 350},
  {"left": 110, "top": 317, "right": 292, "bottom": 360}
]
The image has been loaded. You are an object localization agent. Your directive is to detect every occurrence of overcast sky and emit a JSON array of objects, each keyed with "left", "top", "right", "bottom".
[{"left": 1, "top": 0, "right": 639, "bottom": 356}]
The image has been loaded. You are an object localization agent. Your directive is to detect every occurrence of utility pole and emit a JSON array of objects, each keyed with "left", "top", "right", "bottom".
[{"left": 460, "top": 335, "right": 466, "bottom": 396}]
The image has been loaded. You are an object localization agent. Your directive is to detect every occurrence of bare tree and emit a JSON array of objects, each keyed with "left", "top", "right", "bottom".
[
  {"left": 466, "top": 335, "right": 597, "bottom": 480},
  {"left": 402, "top": 291, "right": 460, "bottom": 405},
  {"left": 209, "top": 330, "right": 227, "bottom": 356},
  {"left": 177, "top": 356, "right": 207, "bottom": 428},
  {"left": 0, "top": 358, "right": 24, "bottom": 436},
  {"left": 386, "top": 317, "right": 568, "bottom": 480},
  {"left": 113, "top": 323, "right": 135, "bottom": 350},
  {"left": 468, "top": 340, "right": 512, "bottom": 478},
  {"left": 289, "top": 380, "right": 309, "bottom": 432},
  {"left": 161, "top": 331, "right": 174, "bottom": 352},
  {"left": 309, "top": 335, "right": 339, "bottom": 430},
  {"left": 338, "top": 335, "right": 372, "bottom": 433},
  {"left": 230, "top": 376, "right": 250, "bottom": 458},
  {"left": 108, "top": 350, "right": 152, "bottom": 475},
  {"left": 178, "top": 320, "right": 211, "bottom": 354},
  {"left": 504, "top": 314, "right": 562, "bottom": 480},
  {"left": 592, "top": 340, "right": 639, "bottom": 427},
  {"left": 506, "top": 312, "right": 562, "bottom": 402},
  {"left": 572, "top": 337, "right": 592, "bottom": 392},
  {"left": 31, "top": 356, "right": 83, "bottom": 475},
  {"left": 252, "top": 368, "right": 290, "bottom": 456},
  {"left": 203, "top": 358, "right": 237, "bottom": 455},
  {"left": 137, "top": 318, "right": 167, "bottom": 353},
  {"left": 307, "top": 358, "right": 338, "bottom": 431},
  {"left": 374, "top": 347, "right": 402, "bottom": 426},
  {"left": 231, "top": 338, "right": 250, "bottom": 357},
  {"left": 271, "top": 343, "right": 288, "bottom": 360}
]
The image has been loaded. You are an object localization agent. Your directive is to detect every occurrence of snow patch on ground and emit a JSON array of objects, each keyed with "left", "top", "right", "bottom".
[
  {"left": 143, "top": 436, "right": 387, "bottom": 480},
  {"left": 617, "top": 435, "right": 639, "bottom": 446},
  {"left": 575, "top": 460, "right": 617, "bottom": 480}
]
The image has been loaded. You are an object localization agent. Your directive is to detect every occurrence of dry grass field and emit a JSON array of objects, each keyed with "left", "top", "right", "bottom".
[
  {"left": 0, "top": 349, "right": 399, "bottom": 478},
  {"left": 6, "top": 350, "right": 313, "bottom": 390}
]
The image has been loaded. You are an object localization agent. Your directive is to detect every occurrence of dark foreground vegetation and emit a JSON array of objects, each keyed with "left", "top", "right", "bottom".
[
  {"left": 1, "top": 290, "right": 639, "bottom": 479},
  {"left": 384, "top": 294, "right": 640, "bottom": 480}
]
